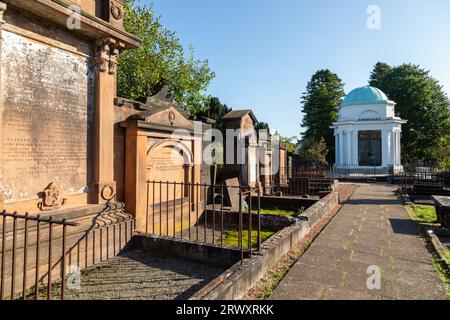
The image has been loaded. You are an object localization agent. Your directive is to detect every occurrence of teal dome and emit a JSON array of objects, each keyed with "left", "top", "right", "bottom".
[{"left": 341, "top": 86, "right": 389, "bottom": 107}]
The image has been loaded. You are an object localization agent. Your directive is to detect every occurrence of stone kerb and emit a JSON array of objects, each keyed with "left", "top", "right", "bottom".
[{"left": 298, "top": 191, "right": 339, "bottom": 228}]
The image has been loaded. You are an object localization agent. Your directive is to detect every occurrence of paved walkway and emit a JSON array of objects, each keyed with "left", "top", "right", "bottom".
[{"left": 271, "top": 184, "right": 446, "bottom": 300}]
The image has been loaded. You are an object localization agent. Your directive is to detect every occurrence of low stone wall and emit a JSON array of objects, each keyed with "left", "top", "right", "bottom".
[
  {"left": 131, "top": 235, "right": 244, "bottom": 268},
  {"left": 298, "top": 191, "right": 339, "bottom": 228},
  {"left": 206, "top": 209, "right": 298, "bottom": 231},
  {"left": 190, "top": 223, "right": 309, "bottom": 300},
  {"left": 248, "top": 196, "right": 317, "bottom": 211},
  {"left": 191, "top": 189, "right": 340, "bottom": 300}
]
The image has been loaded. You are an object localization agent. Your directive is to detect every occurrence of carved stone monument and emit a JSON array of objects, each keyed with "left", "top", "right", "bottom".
[
  {"left": 0, "top": 0, "right": 139, "bottom": 213},
  {"left": 0, "top": 0, "right": 141, "bottom": 294},
  {"left": 222, "top": 109, "right": 260, "bottom": 188},
  {"left": 121, "top": 89, "right": 203, "bottom": 233}
]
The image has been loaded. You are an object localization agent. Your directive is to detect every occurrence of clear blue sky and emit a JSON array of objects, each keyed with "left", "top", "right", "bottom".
[{"left": 146, "top": 0, "right": 450, "bottom": 138}]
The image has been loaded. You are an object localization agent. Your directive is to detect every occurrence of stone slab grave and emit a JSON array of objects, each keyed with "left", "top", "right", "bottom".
[
  {"left": 224, "top": 178, "right": 243, "bottom": 212},
  {"left": 432, "top": 196, "right": 450, "bottom": 228}
]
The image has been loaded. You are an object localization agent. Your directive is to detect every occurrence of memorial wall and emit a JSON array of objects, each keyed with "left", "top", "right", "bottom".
[{"left": 0, "top": 7, "right": 95, "bottom": 209}]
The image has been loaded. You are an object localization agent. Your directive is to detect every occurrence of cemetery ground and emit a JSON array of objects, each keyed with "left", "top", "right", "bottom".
[
  {"left": 44, "top": 250, "right": 225, "bottom": 300},
  {"left": 267, "top": 184, "right": 448, "bottom": 300},
  {"left": 27, "top": 183, "right": 449, "bottom": 300}
]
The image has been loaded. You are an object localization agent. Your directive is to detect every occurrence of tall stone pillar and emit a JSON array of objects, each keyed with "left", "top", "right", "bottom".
[
  {"left": 334, "top": 133, "right": 339, "bottom": 165},
  {"left": 93, "top": 38, "right": 123, "bottom": 204},
  {"left": 396, "top": 130, "right": 402, "bottom": 165},
  {"left": 124, "top": 128, "right": 147, "bottom": 227},
  {"left": 390, "top": 129, "right": 395, "bottom": 164},
  {"left": 339, "top": 131, "right": 344, "bottom": 166},
  {"left": 352, "top": 130, "right": 359, "bottom": 166},
  {"left": 345, "top": 131, "right": 351, "bottom": 166},
  {"left": 381, "top": 129, "right": 389, "bottom": 167}
]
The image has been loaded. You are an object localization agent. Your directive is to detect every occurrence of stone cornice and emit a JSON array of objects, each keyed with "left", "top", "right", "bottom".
[
  {"left": 7, "top": 0, "right": 141, "bottom": 48},
  {"left": 331, "top": 118, "right": 407, "bottom": 127}
]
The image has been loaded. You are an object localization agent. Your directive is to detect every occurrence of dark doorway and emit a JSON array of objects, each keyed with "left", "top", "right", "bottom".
[{"left": 358, "top": 130, "right": 382, "bottom": 166}]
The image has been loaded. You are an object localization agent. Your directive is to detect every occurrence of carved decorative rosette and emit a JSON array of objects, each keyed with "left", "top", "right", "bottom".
[{"left": 110, "top": 1, "right": 124, "bottom": 20}]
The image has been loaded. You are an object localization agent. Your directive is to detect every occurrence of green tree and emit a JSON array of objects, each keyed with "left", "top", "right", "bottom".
[
  {"left": 368, "top": 62, "right": 392, "bottom": 88},
  {"left": 255, "top": 122, "right": 270, "bottom": 132},
  {"left": 280, "top": 136, "right": 298, "bottom": 153},
  {"left": 301, "top": 69, "right": 345, "bottom": 163},
  {"left": 117, "top": 0, "right": 215, "bottom": 113},
  {"left": 191, "top": 96, "right": 231, "bottom": 131},
  {"left": 370, "top": 63, "right": 450, "bottom": 165},
  {"left": 298, "top": 137, "right": 329, "bottom": 166}
]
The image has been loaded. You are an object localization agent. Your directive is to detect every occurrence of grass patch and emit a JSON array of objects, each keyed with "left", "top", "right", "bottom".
[
  {"left": 432, "top": 258, "right": 450, "bottom": 299},
  {"left": 406, "top": 204, "right": 437, "bottom": 223},
  {"left": 222, "top": 229, "right": 276, "bottom": 248},
  {"left": 444, "top": 250, "right": 450, "bottom": 263},
  {"left": 260, "top": 207, "right": 304, "bottom": 218}
]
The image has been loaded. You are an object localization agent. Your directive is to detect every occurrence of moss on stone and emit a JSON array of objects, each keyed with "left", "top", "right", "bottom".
[{"left": 222, "top": 229, "right": 275, "bottom": 248}]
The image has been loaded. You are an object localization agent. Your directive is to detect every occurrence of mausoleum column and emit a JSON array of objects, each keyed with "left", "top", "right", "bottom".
[
  {"left": 396, "top": 130, "right": 402, "bottom": 165},
  {"left": 339, "top": 131, "right": 344, "bottom": 166},
  {"left": 334, "top": 132, "right": 339, "bottom": 165},
  {"left": 348, "top": 130, "right": 352, "bottom": 166},
  {"left": 352, "top": 130, "right": 359, "bottom": 166},
  {"left": 93, "top": 38, "right": 123, "bottom": 204},
  {"left": 381, "top": 129, "right": 389, "bottom": 167},
  {"left": 389, "top": 130, "right": 397, "bottom": 165},
  {"left": 345, "top": 130, "right": 351, "bottom": 166}
]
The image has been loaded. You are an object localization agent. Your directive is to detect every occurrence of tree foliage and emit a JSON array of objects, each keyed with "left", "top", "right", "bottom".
[
  {"left": 255, "top": 122, "right": 270, "bottom": 132},
  {"left": 300, "top": 69, "right": 345, "bottom": 163},
  {"left": 298, "top": 137, "right": 329, "bottom": 166},
  {"left": 191, "top": 96, "right": 231, "bottom": 131},
  {"left": 369, "top": 63, "right": 450, "bottom": 165},
  {"left": 369, "top": 62, "right": 392, "bottom": 88},
  {"left": 117, "top": 0, "right": 215, "bottom": 113},
  {"left": 280, "top": 136, "right": 298, "bottom": 153}
]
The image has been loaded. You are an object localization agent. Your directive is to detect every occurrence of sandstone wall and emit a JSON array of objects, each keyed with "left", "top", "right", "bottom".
[{"left": 0, "top": 7, "right": 95, "bottom": 212}]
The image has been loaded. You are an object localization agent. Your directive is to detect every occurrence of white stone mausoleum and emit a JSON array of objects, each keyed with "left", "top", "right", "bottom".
[{"left": 331, "top": 86, "right": 407, "bottom": 175}]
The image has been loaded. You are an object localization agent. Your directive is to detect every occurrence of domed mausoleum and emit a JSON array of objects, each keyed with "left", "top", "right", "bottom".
[{"left": 331, "top": 86, "right": 407, "bottom": 175}]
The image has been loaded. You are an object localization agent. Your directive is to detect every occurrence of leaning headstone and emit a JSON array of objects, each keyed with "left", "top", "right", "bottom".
[{"left": 224, "top": 178, "right": 243, "bottom": 212}]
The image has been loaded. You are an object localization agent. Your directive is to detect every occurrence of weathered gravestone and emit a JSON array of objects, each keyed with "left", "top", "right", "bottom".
[
  {"left": 224, "top": 178, "right": 244, "bottom": 212},
  {"left": 222, "top": 110, "right": 259, "bottom": 188}
]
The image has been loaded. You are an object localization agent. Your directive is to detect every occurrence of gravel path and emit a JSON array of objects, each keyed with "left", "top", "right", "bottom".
[{"left": 62, "top": 249, "right": 224, "bottom": 300}]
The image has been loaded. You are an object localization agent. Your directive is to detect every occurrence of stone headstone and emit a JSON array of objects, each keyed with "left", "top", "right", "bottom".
[{"left": 224, "top": 178, "right": 243, "bottom": 212}]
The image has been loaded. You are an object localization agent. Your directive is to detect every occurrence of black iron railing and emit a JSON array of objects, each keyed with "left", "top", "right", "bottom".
[
  {"left": 0, "top": 211, "right": 78, "bottom": 300},
  {"left": 398, "top": 169, "right": 450, "bottom": 196},
  {"left": 144, "top": 181, "right": 261, "bottom": 264},
  {"left": 274, "top": 166, "right": 334, "bottom": 196}
]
